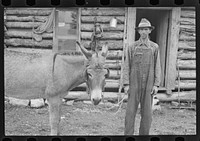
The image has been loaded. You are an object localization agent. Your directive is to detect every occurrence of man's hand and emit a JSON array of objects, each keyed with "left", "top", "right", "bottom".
[
  {"left": 124, "top": 85, "right": 129, "bottom": 95},
  {"left": 151, "top": 86, "right": 158, "bottom": 95}
]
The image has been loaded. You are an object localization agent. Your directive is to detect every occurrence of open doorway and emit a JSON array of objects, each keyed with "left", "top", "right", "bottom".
[{"left": 135, "top": 9, "right": 170, "bottom": 87}]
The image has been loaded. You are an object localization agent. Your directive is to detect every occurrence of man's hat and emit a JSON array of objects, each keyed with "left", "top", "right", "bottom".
[{"left": 135, "top": 18, "right": 155, "bottom": 30}]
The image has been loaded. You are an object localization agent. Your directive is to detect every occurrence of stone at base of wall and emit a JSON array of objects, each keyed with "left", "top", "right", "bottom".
[
  {"left": 7, "top": 97, "right": 30, "bottom": 107},
  {"left": 30, "top": 99, "right": 45, "bottom": 108},
  {"left": 5, "top": 97, "right": 46, "bottom": 108}
]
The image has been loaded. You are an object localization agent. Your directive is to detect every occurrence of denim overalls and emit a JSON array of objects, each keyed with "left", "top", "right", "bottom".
[{"left": 124, "top": 40, "right": 161, "bottom": 135}]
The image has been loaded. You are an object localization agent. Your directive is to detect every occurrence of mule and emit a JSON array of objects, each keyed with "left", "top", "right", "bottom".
[{"left": 5, "top": 41, "right": 109, "bottom": 135}]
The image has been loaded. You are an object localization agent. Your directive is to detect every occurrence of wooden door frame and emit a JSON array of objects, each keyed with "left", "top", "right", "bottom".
[
  {"left": 126, "top": 7, "right": 181, "bottom": 91},
  {"left": 165, "top": 8, "right": 181, "bottom": 91}
]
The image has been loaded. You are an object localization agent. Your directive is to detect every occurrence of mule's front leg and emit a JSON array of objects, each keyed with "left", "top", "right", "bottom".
[{"left": 48, "top": 96, "right": 62, "bottom": 135}]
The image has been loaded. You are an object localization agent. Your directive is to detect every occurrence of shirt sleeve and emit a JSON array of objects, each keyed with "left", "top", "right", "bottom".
[
  {"left": 154, "top": 45, "right": 162, "bottom": 87},
  {"left": 123, "top": 45, "right": 132, "bottom": 86}
]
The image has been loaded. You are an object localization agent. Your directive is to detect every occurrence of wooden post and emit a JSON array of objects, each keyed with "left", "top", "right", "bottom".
[
  {"left": 118, "top": 7, "right": 127, "bottom": 102},
  {"left": 77, "top": 8, "right": 81, "bottom": 51},
  {"left": 126, "top": 7, "right": 136, "bottom": 46},
  {"left": 165, "top": 8, "right": 181, "bottom": 90},
  {"left": 53, "top": 9, "right": 57, "bottom": 53}
]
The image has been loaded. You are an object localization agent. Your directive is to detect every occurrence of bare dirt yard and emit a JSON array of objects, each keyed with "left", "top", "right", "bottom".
[{"left": 5, "top": 101, "right": 196, "bottom": 136}]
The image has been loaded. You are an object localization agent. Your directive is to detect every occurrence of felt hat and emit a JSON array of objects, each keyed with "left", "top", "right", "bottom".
[{"left": 135, "top": 18, "right": 155, "bottom": 30}]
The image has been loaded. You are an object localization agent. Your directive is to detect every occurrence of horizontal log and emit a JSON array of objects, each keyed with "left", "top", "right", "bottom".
[
  {"left": 82, "top": 40, "right": 123, "bottom": 50},
  {"left": 180, "top": 24, "right": 195, "bottom": 33},
  {"left": 81, "top": 23, "right": 124, "bottom": 32},
  {"left": 179, "top": 33, "right": 195, "bottom": 41},
  {"left": 5, "top": 22, "right": 41, "bottom": 29},
  {"left": 5, "top": 47, "right": 52, "bottom": 54},
  {"left": 181, "top": 10, "right": 195, "bottom": 18},
  {"left": 156, "top": 91, "right": 196, "bottom": 102},
  {"left": 177, "top": 50, "right": 196, "bottom": 60},
  {"left": 6, "top": 9, "right": 52, "bottom": 16},
  {"left": 5, "top": 30, "right": 53, "bottom": 39},
  {"left": 177, "top": 60, "right": 196, "bottom": 70},
  {"left": 178, "top": 41, "right": 195, "bottom": 51},
  {"left": 81, "top": 32, "right": 123, "bottom": 40},
  {"left": 175, "top": 80, "right": 196, "bottom": 90},
  {"left": 77, "top": 80, "right": 119, "bottom": 89},
  {"left": 106, "top": 50, "right": 123, "bottom": 60},
  {"left": 6, "top": 15, "right": 47, "bottom": 22},
  {"left": 107, "top": 70, "right": 120, "bottom": 79},
  {"left": 180, "top": 17, "right": 195, "bottom": 25},
  {"left": 81, "top": 16, "right": 125, "bottom": 23},
  {"left": 74, "top": 79, "right": 196, "bottom": 91},
  {"left": 106, "top": 62, "right": 121, "bottom": 70},
  {"left": 65, "top": 90, "right": 196, "bottom": 102},
  {"left": 178, "top": 70, "right": 196, "bottom": 79},
  {"left": 81, "top": 8, "right": 125, "bottom": 16},
  {"left": 5, "top": 38, "right": 52, "bottom": 48}
]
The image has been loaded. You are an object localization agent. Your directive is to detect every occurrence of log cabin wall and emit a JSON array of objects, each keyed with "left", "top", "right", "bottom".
[
  {"left": 4, "top": 8, "right": 53, "bottom": 49},
  {"left": 177, "top": 7, "right": 196, "bottom": 92}
]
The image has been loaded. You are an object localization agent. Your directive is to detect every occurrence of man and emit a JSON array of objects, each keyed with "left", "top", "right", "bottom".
[{"left": 123, "top": 18, "right": 161, "bottom": 135}]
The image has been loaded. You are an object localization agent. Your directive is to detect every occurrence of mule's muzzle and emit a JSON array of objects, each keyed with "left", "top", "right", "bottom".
[
  {"left": 92, "top": 98, "right": 101, "bottom": 105},
  {"left": 91, "top": 89, "right": 102, "bottom": 105}
]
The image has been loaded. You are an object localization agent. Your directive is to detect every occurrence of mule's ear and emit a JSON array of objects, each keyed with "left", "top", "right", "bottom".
[
  {"left": 76, "top": 41, "right": 92, "bottom": 59},
  {"left": 101, "top": 43, "right": 108, "bottom": 57},
  {"left": 105, "top": 68, "right": 110, "bottom": 78}
]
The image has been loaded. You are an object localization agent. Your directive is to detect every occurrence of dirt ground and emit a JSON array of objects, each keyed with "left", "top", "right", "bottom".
[{"left": 5, "top": 101, "right": 196, "bottom": 136}]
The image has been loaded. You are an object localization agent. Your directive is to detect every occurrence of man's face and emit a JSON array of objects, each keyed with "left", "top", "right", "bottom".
[{"left": 138, "top": 28, "right": 152, "bottom": 39}]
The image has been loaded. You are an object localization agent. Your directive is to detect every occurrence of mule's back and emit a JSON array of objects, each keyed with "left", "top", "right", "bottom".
[
  {"left": 5, "top": 50, "right": 87, "bottom": 99},
  {"left": 5, "top": 51, "right": 54, "bottom": 99}
]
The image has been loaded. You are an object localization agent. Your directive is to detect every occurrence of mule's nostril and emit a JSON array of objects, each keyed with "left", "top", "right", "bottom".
[{"left": 93, "top": 98, "right": 101, "bottom": 105}]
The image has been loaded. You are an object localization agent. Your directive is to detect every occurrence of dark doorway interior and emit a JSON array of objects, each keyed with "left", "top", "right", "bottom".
[{"left": 136, "top": 9, "right": 170, "bottom": 87}]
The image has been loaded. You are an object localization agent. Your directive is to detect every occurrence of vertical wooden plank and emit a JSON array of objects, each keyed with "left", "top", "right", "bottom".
[
  {"left": 53, "top": 9, "right": 58, "bottom": 53},
  {"left": 77, "top": 8, "right": 81, "bottom": 51},
  {"left": 165, "top": 8, "right": 181, "bottom": 90},
  {"left": 127, "top": 7, "right": 136, "bottom": 46}
]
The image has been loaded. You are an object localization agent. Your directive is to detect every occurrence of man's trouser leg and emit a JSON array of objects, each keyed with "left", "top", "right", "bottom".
[
  {"left": 124, "top": 92, "right": 140, "bottom": 135},
  {"left": 139, "top": 90, "right": 153, "bottom": 135}
]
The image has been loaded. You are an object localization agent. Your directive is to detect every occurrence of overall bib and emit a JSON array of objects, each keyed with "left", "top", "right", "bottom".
[{"left": 124, "top": 44, "right": 154, "bottom": 135}]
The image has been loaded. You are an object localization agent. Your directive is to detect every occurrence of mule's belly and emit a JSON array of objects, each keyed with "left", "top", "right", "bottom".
[{"left": 5, "top": 86, "right": 46, "bottom": 99}]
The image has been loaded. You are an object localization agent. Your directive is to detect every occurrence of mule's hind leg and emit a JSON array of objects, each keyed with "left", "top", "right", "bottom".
[{"left": 48, "top": 95, "right": 62, "bottom": 135}]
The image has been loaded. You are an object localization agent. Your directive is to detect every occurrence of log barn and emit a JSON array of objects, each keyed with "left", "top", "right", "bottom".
[{"left": 4, "top": 7, "right": 196, "bottom": 101}]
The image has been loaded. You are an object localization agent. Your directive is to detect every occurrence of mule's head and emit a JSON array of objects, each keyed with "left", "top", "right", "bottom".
[
  {"left": 87, "top": 45, "right": 109, "bottom": 105},
  {"left": 77, "top": 41, "right": 109, "bottom": 105},
  {"left": 86, "top": 65, "right": 109, "bottom": 105}
]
